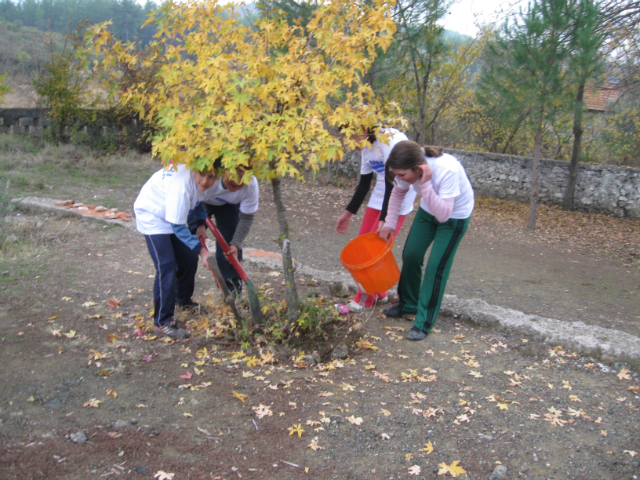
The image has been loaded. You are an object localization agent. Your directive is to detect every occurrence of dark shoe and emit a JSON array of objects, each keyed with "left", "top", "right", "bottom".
[
  {"left": 406, "top": 326, "right": 427, "bottom": 341},
  {"left": 383, "top": 304, "right": 403, "bottom": 317},
  {"left": 154, "top": 321, "right": 190, "bottom": 339},
  {"left": 178, "top": 301, "right": 208, "bottom": 314},
  {"left": 383, "top": 304, "right": 415, "bottom": 318}
]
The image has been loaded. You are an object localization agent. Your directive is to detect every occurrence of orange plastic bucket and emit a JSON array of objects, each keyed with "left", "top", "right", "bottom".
[{"left": 340, "top": 232, "right": 400, "bottom": 295}]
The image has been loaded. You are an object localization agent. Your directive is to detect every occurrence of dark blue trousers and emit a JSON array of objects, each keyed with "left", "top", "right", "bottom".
[
  {"left": 205, "top": 203, "right": 242, "bottom": 292},
  {"left": 144, "top": 233, "right": 199, "bottom": 326}
]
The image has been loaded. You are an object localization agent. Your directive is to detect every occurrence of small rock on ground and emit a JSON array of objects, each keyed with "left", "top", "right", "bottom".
[
  {"left": 490, "top": 465, "right": 508, "bottom": 480},
  {"left": 70, "top": 431, "right": 87, "bottom": 444},
  {"left": 113, "top": 419, "right": 129, "bottom": 430},
  {"left": 331, "top": 345, "right": 348, "bottom": 360}
]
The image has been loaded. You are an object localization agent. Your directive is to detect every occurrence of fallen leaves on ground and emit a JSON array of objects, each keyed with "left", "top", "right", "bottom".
[
  {"left": 437, "top": 460, "right": 467, "bottom": 477},
  {"left": 232, "top": 391, "right": 248, "bottom": 404},
  {"left": 83, "top": 398, "right": 102, "bottom": 408},
  {"left": 346, "top": 416, "right": 363, "bottom": 425},
  {"left": 288, "top": 424, "right": 305, "bottom": 437}
]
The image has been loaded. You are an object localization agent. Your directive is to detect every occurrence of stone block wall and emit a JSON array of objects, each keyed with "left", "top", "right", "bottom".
[{"left": 330, "top": 147, "right": 640, "bottom": 219}]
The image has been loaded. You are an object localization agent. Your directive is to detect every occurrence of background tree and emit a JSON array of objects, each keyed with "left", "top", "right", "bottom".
[
  {"left": 478, "top": 0, "right": 570, "bottom": 229},
  {"left": 88, "top": 0, "right": 403, "bottom": 330},
  {"left": 33, "top": 22, "right": 99, "bottom": 143},
  {"left": 563, "top": 0, "right": 607, "bottom": 211}
]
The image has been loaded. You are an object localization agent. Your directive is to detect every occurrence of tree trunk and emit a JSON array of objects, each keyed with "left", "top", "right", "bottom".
[
  {"left": 563, "top": 83, "right": 585, "bottom": 211},
  {"left": 270, "top": 177, "right": 300, "bottom": 329},
  {"left": 528, "top": 111, "right": 544, "bottom": 230}
]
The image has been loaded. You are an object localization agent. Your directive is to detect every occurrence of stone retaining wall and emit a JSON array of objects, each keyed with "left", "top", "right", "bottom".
[{"left": 330, "top": 148, "right": 640, "bottom": 219}]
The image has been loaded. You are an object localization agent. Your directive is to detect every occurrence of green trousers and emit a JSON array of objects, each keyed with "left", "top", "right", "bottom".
[{"left": 398, "top": 208, "right": 470, "bottom": 333}]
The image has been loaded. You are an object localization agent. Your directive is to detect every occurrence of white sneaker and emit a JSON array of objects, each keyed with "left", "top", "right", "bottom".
[{"left": 346, "top": 296, "right": 368, "bottom": 313}]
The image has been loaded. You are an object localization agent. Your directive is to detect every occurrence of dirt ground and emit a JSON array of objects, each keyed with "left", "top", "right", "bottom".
[{"left": 1, "top": 175, "right": 639, "bottom": 480}]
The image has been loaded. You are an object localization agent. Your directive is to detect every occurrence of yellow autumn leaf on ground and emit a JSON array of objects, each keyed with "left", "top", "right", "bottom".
[
  {"left": 288, "top": 424, "right": 305, "bottom": 437},
  {"left": 83, "top": 398, "right": 102, "bottom": 408},
  {"left": 27, "top": 396, "right": 34, "bottom": 402},
  {"left": 307, "top": 437, "right": 324, "bottom": 451},
  {"left": 569, "top": 395, "right": 582, "bottom": 402},
  {"left": 497, "top": 403, "right": 509, "bottom": 410},
  {"left": 405, "top": 453, "right": 413, "bottom": 461},
  {"left": 82, "top": 301, "right": 97, "bottom": 308},
  {"left": 252, "top": 404, "right": 273, "bottom": 419},
  {"left": 341, "top": 382, "right": 355, "bottom": 391},
  {"left": 380, "top": 409, "right": 391, "bottom": 416},
  {"left": 183, "top": 412, "right": 193, "bottom": 418},
  {"left": 355, "top": 338, "right": 379, "bottom": 350},
  {"left": 438, "top": 460, "right": 467, "bottom": 477},
  {"left": 61, "top": 297, "right": 71, "bottom": 301},
  {"left": 154, "top": 472, "right": 174, "bottom": 480},
  {"left": 106, "top": 389, "right": 117, "bottom": 398},
  {"left": 346, "top": 416, "right": 363, "bottom": 425},
  {"left": 88, "top": 350, "right": 104, "bottom": 360},
  {"left": 408, "top": 465, "right": 421, "bottom": 475},
  {"left": 419, "top": 441, "right": 434, "bottom": 454},
  {"left": 232, "top": 391, "right": 248, "bottom": 404},
  {"left": 623, "top": 450, "right": 637, "bottom": 457},
  {"left": 617, "top": 369, "right": 631, "bottom": 380}
]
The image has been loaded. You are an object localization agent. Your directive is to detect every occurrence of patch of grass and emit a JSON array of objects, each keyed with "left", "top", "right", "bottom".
[{"left": 0, "top": 134, "right": 158, "bottom": 208}]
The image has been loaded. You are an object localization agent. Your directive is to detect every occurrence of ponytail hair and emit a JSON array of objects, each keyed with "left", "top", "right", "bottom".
[{"left": 385, "top": 141, "right": 443, "bottom": 183}]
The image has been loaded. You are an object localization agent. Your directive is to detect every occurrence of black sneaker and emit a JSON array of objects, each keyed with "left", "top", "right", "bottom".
[
  {"left": 154, "top": 321, "right": 190, "bottom": 339},
  {"left": 406, "top": 326, "right": 428, "bottom": 341},
  {"left": 383, "top": 304, "right": 415, "bottom": 318}
]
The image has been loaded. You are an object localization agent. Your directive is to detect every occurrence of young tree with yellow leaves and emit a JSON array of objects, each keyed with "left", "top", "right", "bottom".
[{"left": 87, "top": 0, "right": 404, "bottom": 328}]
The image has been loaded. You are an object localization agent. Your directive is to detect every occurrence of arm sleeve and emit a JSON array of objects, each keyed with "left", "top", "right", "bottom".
[
  {"left": 345, "top": 172, "right": 373, "bottom": 215},
  {"left": 382, "top": 184, "right": 409, "bottom": 231},
  {"left": 188, "top": 203, "right": 208, "bottom": 230},
  {"left": 230, "top": 212, "right": 255, "bottom": 249},
  {"left": 421, "top": 181, "right": 454, "bottom": 222},
  {"left": 379, "top": 178, "right": 394, "bottom": 222},
  {"left": 171, "top": 223, "right": 203, "bottom": 253}
]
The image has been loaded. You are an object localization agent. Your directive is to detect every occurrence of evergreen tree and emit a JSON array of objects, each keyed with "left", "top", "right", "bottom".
[
  {"left": 478, "top": 0, "right": 571, "bottom": 229},
  {"left": 563, "top": 0, "right": 606, "bottom": 211}
]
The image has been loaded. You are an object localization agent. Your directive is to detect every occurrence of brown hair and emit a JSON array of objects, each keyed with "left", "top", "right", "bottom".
[{"left": 385, "top": 141, "right": 444, "bottom": 182}]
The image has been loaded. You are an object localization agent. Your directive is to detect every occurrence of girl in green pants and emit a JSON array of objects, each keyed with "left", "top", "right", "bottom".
[{"left": 379, "top": 140, "right": 474, "bottom": 341}]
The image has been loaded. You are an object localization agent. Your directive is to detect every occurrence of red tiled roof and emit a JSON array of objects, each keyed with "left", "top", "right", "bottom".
[{"left": 583, "top": 85, "right": 621, "bottom": 112}]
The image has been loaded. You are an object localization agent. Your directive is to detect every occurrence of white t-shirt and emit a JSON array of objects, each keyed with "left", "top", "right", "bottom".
[
  {"left": 395, "top": 153, "right": 475, "bottom": 219},
  {"left": 134, "top": 164, "right": 209, "bottom": 235},
  {"left": 201, "top": 176, "right": 259, "bottom": 215},
  {"left": 360, "top": 128, "right": 416, "bottom": 216}
]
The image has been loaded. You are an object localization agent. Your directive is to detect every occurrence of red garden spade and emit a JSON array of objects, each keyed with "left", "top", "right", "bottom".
[{"left": 200, "top": 216, "right": 263, "bottom": 326}]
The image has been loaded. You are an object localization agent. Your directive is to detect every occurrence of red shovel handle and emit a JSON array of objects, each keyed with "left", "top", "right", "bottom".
[{"left": 205, "top": 216, "right": 249, "bottom": 282}]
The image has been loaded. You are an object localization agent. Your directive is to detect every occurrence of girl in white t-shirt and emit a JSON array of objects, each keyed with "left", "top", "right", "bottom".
[
  {"left": 336, "top": 127, "right": 417, "bottom": 312},
  {"left": 379, "top": 140, "right": 474, "bottom": 341},
  {"left": 134, "top": 164, "right": 216, "bottom": 339}
]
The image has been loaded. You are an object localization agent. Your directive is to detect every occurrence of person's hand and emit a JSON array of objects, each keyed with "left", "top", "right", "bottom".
[
  {"left": 226, "top": 244, "right": 239, "bottom": 261},
  {"left": 375, "top": 220, "right": 385, "bottom": 234},
  {"left": 379, "top": 226, "right": 394, "bottom": 242},
  {"left": 198, "top": 247, "right": 211, "bottom": 265},
  {"left": 196, "top": 225, "right": 207, "bottom": 240},
  {"left": 336, "top": 210, "right": 352, "bottom": 234},
  {"left": 419, "top": 164, "right": 432, "bottom": 184}
]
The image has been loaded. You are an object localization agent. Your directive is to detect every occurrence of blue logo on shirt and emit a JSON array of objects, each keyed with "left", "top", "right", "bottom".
[{"left": 369, "top": 160, "right": 385, "bottom": 174}]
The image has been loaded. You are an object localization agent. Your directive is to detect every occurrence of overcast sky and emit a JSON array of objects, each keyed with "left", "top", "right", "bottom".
[{"left": 441, "top": 0, "right": 526, "bottom": 37}]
